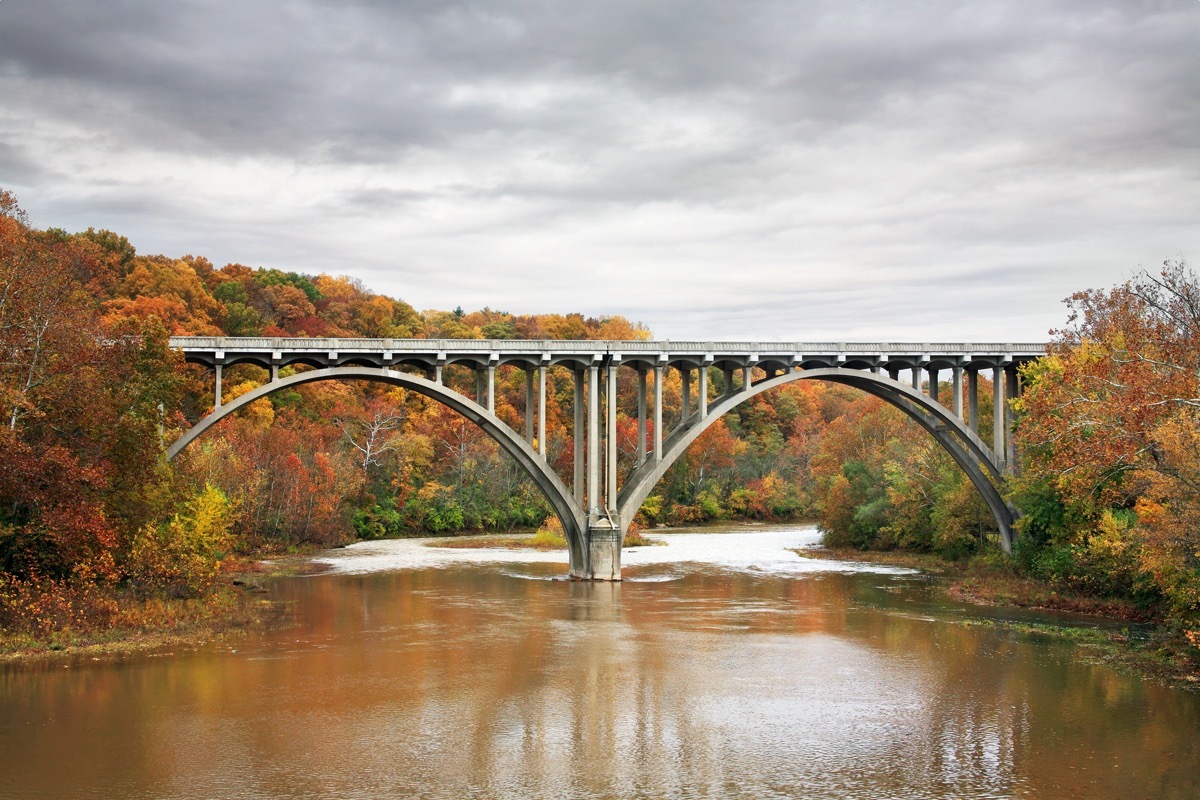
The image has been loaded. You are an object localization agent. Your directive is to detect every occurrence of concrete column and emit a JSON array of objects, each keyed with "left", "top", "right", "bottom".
[
  {"left": 722, "top": 367, "right": 734, "bottom": 396},
  {"left": 476, "top": 369, "right": 486, "bottom": 406},
  {"left": 606, "top": 363, "right": 618, "bottom": 512},
  {"left": 888, "top": 367, "right": 899, "bottom": 382},
  {"left": 537, "top": 366, "right": 547, "bottom": 458},
  {"left": 574, "top": 370, "right": 585, "bottom": 505},
  {"left": 928, "top": 367, "right": 940, "bottom": 402},
  {"left": 680, "top": 367, "right": 691, "bottom": 420},
  {"left": 214, "top": 364, "right": 223, "bottom": 408},
  {"left": 637, "top": 369, "right": 647, "bottom": 466},
  {"left": 742, "top": 366, "right": 753, "bottom": 391},
  {"left": 952, "top": 366, "right": 963, "bottom": 419},
  {"left": 968, "top": 369, "right": 979, "bottom": 433},
  {"left": 487, "top": 365, "right": 495, "bottom": 413},
  {"left": 699, "top": 366, "right": 708, "bottom": 418},
  {"left": 911, "top": 367, "right": 921, "bottom": 391},
  {"left": 435, "top": 364, "right": 443, "bottom": 385},
  {"left": 525, "top": 369, "right": 535, "bottom": 442},
  {"left": 270, "top": 363, "right": 279, "bottom": 382},
  {"left": 587, "top": 517, "right": 621, "bottom": 581},
  {"left": 1006, "top": 365, "right": 1020, "bottom": 470},
  {"left": 653, "top": 365, "right": 664, "bottom": 462},
  {"left": 993, "top": 366, "right": 1005, "bottom": 464},
  {"left": 587, "top": 365, "right": 600, "bottom": 513}
]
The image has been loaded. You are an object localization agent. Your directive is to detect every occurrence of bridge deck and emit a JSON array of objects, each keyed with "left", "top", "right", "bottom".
[{"left": 170, "top": 337, "right": 1045, "bottom": 371}]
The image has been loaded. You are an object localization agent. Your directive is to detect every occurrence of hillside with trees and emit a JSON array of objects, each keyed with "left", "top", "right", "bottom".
[{"left": 0, "top": 188, "right": 1196, "bottom": 663}]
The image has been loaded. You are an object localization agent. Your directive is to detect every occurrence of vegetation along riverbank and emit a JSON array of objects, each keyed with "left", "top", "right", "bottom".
[{"left": 1, "top": 187, "right": 1198, "bottom": 679}]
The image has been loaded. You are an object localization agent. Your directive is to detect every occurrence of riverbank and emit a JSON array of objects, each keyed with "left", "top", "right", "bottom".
[
  {"left": 797, "top": 545, "right": 1200, "bottom": 689},
  {"left": 0, "top": 556, "right": 324, "bottom": 663}
]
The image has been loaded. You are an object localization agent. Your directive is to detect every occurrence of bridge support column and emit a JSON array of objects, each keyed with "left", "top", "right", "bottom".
[
  {"left": 606, "top": 362, "right": 618, "bottom": 511},
  {"left": 653, "top": 365, "right": 663, "bottom": 462},
  {"left": 928, "top": 367, "right": 940, "bottom": 403},
  {"left": 476, "top": 370, "right": 486, "bottom": 407},
  {"left": 680, "top": 367, "right": 691, "bottom": 421},
  {"left": 993, "top": 366, "right": 1005, "bottom": 465},
  {"left": 487, "top": 365, "right": 495, "bottom": 413},
  {"left": 968, "top": 369, "right": 979, "bottom": 433},
  {"left": 722, "top": 368, "right": 734, "bottom": 396},
  {"left": 214, "top": 364, "right": 223, "bottom": 408},
  {"left": 637, "top": 369, "right": 647, "bottom": 466},
  {"left": 538, "top": 366, "right": 547, "bottom": 458},
  {"left": 888, "top": 367, "right": 899, "bottom": 382},
  {"left": 573, "top": 370, "right": 585, "bottom": 504},
  {"left": 587, "top": 365, "right": 600, "bottom": 514},
  {"left": 911, "top": 367, "right": 921, "bottom": 391},
  {"left": 742, "top": 366, "right": 753, "bottom": 391},
  {"left": 586, "top": 518, "right": 621, "bottom": 581},
  {"left": 1006, "top": 365, "right": 1019, "bottom": 471},
  {"left": 952, "top": 366, "right": 963, "bottom": 419},
  {"left": 698, "top": 366, "right": 708, "bottom": 418},
  {"left": 525, "top": 369, "right": 535, "bottom": 443}
]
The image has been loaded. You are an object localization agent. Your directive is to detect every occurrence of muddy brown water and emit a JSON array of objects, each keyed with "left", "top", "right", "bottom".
[{"left": 2, "top": 526, "right": 1197, "bottom": 799}]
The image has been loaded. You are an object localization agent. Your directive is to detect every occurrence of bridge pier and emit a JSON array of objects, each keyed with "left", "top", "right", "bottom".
[{"left": 585, "top": 518, "right": 622, "bottom": 581}]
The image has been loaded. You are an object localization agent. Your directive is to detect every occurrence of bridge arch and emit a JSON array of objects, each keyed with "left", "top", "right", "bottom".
[
  {"left": 166, "top": 367, "right": 591, "bottom": 575},
  {"left": 617, "top": 368, "right": 1017, "bottom": 552}
]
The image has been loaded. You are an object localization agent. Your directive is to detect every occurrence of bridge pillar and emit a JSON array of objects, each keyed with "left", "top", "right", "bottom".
[
  {"left": 952, "top": 366, "right": 963, "bottom": 418},
  {"left": 573, "top": 370, "right": 585, "bottom": 504},
  {"left": 1005, "top": 365, "right": 1020, "bottom": 471},
  {"left": 586, "top": 517, "right": 621, "bottom": 581},
  {"left": 742, "top": 365, "right": 753, "bottom": 391},
  {"left": 680, "top": 367, "right": 691, "bottom": 420},
  {"left": 698, "top": 366, "right": 708, "bottom": 418},
  {"left": 605, "top": 361, "right": 618, "bottom": 511},
  {"left": 911, "top": 367, "right": 921, "bottom": 391},
  {"left": 928, "top": 367, "right": 940, "bottom": 402},
  {"left": 538, "top": 366, "right": 547, "bottom": 458},
  {"left": 587, "top": 364, "right": 600, "bottom": 513},
  {"left": 968, "top": 368, "right": 979, "bottom": 433},
  {"left": 214, "top": 364, "right": 223, "bottom": 408},
  {"left": 653, "top": 365, "right": 664, "bottom": 461},
  {"left": 993, "top": 366, "right": 1005, "bottom": 465},
  {"left": 525, "top": 369, "right": 535, "bottom": 442},
  {"left": 637, "top": 369, "right": 647, "bottom": 466}
]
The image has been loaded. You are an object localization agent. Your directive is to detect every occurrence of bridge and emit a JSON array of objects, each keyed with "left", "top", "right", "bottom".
[{"left": 167, "top": 337, "right": 1045, "bottom": 580}]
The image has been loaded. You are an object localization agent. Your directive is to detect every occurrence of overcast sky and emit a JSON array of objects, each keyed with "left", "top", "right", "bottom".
[{"left": 1, "top": 1, "right": 1197, "bottom": 341}]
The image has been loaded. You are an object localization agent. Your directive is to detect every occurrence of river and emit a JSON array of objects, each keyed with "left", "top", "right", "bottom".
[{"left": 2, "top": 525, "right": 1197, "bottom": 799}]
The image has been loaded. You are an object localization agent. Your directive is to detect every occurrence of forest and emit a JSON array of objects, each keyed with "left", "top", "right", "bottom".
[{"left": 0, "top": 187, "right": 1197, "bottom": 657}]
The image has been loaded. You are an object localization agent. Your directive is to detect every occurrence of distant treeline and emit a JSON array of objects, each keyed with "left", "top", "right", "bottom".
[{"left": 0, "top": 187, "right": 1196, "bottom": 651}]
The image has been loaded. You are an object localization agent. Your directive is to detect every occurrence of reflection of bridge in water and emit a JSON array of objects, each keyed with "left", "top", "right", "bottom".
[{"left": 168, "top": 337, "right": 1044, "bottom": 580}]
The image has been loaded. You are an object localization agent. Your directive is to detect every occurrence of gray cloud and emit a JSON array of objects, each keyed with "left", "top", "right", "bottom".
[{"left": 1, "top": 0, "right": 1197, "bottom": 340}]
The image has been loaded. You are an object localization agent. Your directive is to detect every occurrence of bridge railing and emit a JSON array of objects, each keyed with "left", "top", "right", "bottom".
[{"left": 169, "top": 336, "right": 1047, "bottom": 356}]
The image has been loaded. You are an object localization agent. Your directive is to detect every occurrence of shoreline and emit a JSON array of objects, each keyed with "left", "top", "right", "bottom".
[
  {"left": 798, "top": 545, "right": 1200, "bottom": 689},
  {"left": 7, "top": 531, "right": 1198, "bottom": 688}
]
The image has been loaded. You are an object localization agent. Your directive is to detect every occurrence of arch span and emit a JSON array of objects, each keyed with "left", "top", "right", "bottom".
[
  {"left": 166, "top": 367, "right": 590, "bottom": 574},
  {"left": 618, "top": 368, "right": 1017, "bottom": 552}
]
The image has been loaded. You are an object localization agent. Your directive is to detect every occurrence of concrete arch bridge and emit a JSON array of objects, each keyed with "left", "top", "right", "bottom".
[{"left": 168, "top": 337, "right": 1044, "bottom": 580}]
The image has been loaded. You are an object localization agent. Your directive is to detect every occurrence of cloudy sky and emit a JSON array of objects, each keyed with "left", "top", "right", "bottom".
[{"left": 1, "top": 1, "right": 1196, "bottom": 341}]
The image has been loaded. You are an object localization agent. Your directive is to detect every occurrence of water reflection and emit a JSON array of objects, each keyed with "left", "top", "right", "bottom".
[{"left": 2, "top": 527, "right": 1198, "bottom": 799}]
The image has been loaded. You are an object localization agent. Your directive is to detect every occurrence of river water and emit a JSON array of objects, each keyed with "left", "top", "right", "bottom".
[{"left": 2, "top": 525, "right": 1198, "bottom": 799}]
